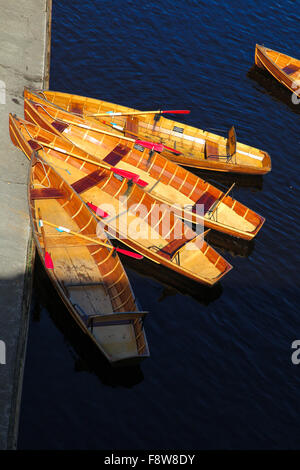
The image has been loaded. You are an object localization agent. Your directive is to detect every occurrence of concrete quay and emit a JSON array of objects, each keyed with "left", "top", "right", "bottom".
[{"left": 0, "top": 0, "right": 51, "bottom": 449}]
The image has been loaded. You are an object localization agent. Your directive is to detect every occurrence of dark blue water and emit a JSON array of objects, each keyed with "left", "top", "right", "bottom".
[{"left": 18, "top": 0, "right": 300, "bottom": 449}]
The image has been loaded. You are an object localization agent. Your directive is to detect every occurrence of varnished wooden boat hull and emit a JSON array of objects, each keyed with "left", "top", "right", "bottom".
[
  {"left": 255, "top": 44, "right": 300, "bottom": 96},
  {"left": 23, "top": 92, "right": 266, "bottom": 241},
  {"left": 10, "top": 114, "right": 233, "bottom": 286},
  {"left": 26, "top": 89, "right": 271, "bottom": 175},
  {"left": 20, "top": 138, "right": 150, "bottom": 366}
]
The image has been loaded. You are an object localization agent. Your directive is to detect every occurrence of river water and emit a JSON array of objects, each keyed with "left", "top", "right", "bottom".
[{"left": 18, "top": 0, "right": 300, "bottom": 449}]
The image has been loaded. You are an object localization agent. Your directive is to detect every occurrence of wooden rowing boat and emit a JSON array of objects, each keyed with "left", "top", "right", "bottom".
[
  {"left": 23, "top": 92, "right": 266, "bottom": 241},
  {"left": 10, "top": 113, "right": 232, "bottom": 286},
  {"left": 26, "top": 148, "right": 149, "bottom": 367},
  {"left": 255, "top": 44, "right": 300, "bottom": 96},
  {"left": 24, "top": 89, "right": 271, "bottom": 175}
]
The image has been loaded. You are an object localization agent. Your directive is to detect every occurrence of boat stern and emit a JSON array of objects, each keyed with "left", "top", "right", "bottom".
[{"left": 255, "top": 44, "right": 265, "bottom": 69}]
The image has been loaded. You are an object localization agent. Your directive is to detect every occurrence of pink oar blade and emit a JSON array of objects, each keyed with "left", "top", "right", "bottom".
[
  {"left": 116, "top": 247, "right": 143, "bottom": 259},
  {"left": 112, "top": 168, "right": 148, "bottom": 187},
  {"left": 87, "top": 202, "right": 109, "bottom": 218},
  {"left": 113, "top": 168, "right": 139, "bottom": 181},
  {"left": 45, "top": 252, "right": 54, "bottom": 269},
  {"left": 136, "top": 179, "right": 148, "bottom": 188}
]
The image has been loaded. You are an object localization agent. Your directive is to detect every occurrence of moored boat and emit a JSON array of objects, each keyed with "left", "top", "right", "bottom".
[
  {"left": 25, "top": 146, "right": 149, "bottom": 366},
  {"left": 10, "top": 113, "right": 233, "bottom": 287},
  {"left": 23, "top": 92, "right": 266, "bottom": 241},
  {"left": 255, "top": 44, "right": 300, "bottom": 96},
  {"left": 24, "top": 88, "right": 271, "bottom": 175}
]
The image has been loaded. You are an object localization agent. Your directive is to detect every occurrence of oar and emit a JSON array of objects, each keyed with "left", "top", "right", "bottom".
[
  {"left": 86, "top": 202, "right": 109, "bottom": 218},
  {"left": 33, "top": 139, "right": 111, "bottom": 170},
  {"left": 36, "top": 107, "right": 165, "bottom": 153},
  {"left": 29, "top": 138, "right": 148, "bottom": 188},
  {"left": 37, "top": 208, "right": 54, "bottom": 269},
  {"left": 32, "top": 101, "right": 181, "bottom": 155},
  {"left": 208, "top": 183, "right": 236, "bottom": 219},
  {"left": 100, "top": 119, "right": 182, "bottom": 156},
  {"left": 87, "top": 109, "right": 191, "bottom": 118},
  {"left": 39, "top": 218, "right": 144, "bottom": 260},
  {"left": 71, "top": 119, "right": 181, "bottom": 155}
]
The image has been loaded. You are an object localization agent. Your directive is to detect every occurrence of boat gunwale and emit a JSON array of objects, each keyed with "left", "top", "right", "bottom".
[
  {"left": 24, "top": 88, "right": 271, "bottom": 174},
  {"left": 10, "top": 114, "right": 149, "bottom": 364},
  {"left": 23, "top": 95, "right": 265, "bottom": 241},
  {"left": 255, "top": 44, "right": 300, "bottom": 96},
  {"left": 11, "top": 113, "right": 232, "bottom": 286}
]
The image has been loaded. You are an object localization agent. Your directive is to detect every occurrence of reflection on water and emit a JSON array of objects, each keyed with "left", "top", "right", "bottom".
[
  {"left": 192, "top": 168, "right": 264, "bottom": 192},
  {"left": 206, "top": 230, "right": 255, "bottom": 258},
  {"left": 18, "top": 0, "right": 300, "bottom": 451},
  {"left": 32, "top": 256, "right": 144, "bottom": 388},
  {"left": 116, "top": 245, "right": 224, "bottom": 306},
  {"left": 247, "top": 65, "right": 300, "bottom": 115}
]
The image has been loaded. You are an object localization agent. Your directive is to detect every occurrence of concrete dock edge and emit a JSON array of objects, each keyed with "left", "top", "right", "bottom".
[
  {"left": 0, "top": 0, "right": 52, "bottom": 449},
  {"left": 6, "top": 235, "right": 36, "bottom": 450}
]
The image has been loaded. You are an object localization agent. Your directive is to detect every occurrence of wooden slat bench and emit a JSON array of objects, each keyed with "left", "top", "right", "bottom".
[
  {"left": 71, "top": 169, "right": 106, "bottom": 194},
  {"left": 125, "top": 116, "right": 139, "bottom": 138}
]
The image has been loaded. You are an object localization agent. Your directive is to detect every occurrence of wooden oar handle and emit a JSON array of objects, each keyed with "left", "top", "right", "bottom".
[
  {"left": 41, "top": 219, "right": 114, "bottom": 250},
  {"left": 45, "top": 114, "right": 163, "bottom": 151},
  {"left": 87, "top": 109, "right": 190, "bottom": 118},
  {"left": 37, "top": 207, "right": 47, "bottom": 251},
  {"left": 40, "top": 218, "right": 143, "bottom": 259},
  {"left": 32, "top": 139, "right": 111, "bottom": 170}
]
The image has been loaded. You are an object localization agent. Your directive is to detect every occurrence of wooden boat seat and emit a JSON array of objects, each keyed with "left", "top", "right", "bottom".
[
  {"left": 192, "top": 192, "right": 216, "bottom": 215},
  {"left": 282, "top": 64, "right": 300, "bottom": 75},
  {"left": 69, "top": 102, "right": 84, "bottom": 115},
  {"left": 30, "top": 188, "right": 65, "bottom": 200},
  {"left": 51, "top": 120, "right": 69, "bottom": 133},
  {"left": 74, "top": 306, "right": 133, "bottom": 328},
  {"left": 28, "top": 139, "right": 43, "bottom": 151},
  {"left": 71, "top": 169, "right": 107, "bottom": 194},
  {"left": 205, "top": 140, "right": 219, "bottom": 161},
  {"left": 103, "top": 143, "right": 131, "bottom": 166},
  {"left": 46, "top": 235, "right": 100, "bottom": 248},
  {"left": 125, "top": 117, "right": 139, "bottom": 138},
  {"left": 89, "top": 319, "right": 132, "bottom": 329},
  {"left": 205, "top": 126, "right": 236, "bottom": 163},
  {"left": 156, "top": 235, "right": 195, "bottom": 261},
  {"left": 64, "top": 281, "right": 106, "bottom": 288}
]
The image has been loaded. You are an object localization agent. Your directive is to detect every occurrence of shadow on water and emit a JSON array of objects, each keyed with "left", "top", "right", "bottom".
[
  {"left": 32, "top": 256, "right": 144, "bottom": 388},
  {"left": 206, "top": 230, "right": 255, "bottom": 258},
  {"left": 190, "top": 167, "right": 264, "bottom": 192},
  {"left": 116, "top": 248, "right": 223, "bottom": 306},
  {"left": 247, "top": 65, "right": 300, "bottom": 114}
]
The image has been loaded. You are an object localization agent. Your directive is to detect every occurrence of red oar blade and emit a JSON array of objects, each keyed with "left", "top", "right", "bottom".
[
  {"left": 87, "top": 202, "right": 109, "bottom": 218},
  {"left": 161, "top": 110, "right": 190, "bottom": 114},
  {"left": 135, "top": 139, "right": 164, "bottom": 152},
  {"left": 45, "top": 252, "right": 54, "bottom": 269},
  {"left": 136, "top": 179, "right": 148, "bottom": 188},
  {"left": 116, "top": 247, "right": 143, "bottom": 259},
  {"left": 113, "top": 168, "right": 138, "bottom": 180},
  {"left": 112, "top": 168, "right": 148, "bottom": 188}
]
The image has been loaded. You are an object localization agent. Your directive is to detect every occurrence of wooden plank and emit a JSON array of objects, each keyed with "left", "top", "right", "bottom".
[
  {"left": 282, "top": 64, "right": 299, "bottom": 74},
  {"left": 30, "top": 188, "right": 65, "bottom": 200},
  {"left": 125, "top": 116, "right": 139, "bottom": 138},
  {"left": 157, "top": 234, "right": 195, "bottom": 260},
  {"left": 103, "top": 144, "right": 130, "bottom": 166},
  {"left": 71, "top": 169, "right": 106, "bottom": 194},
  {"left": 51, "top": 120, "right": 69, "bottom": 133},
  {"left": 46, "top": 234, "right": 100, "bottom": 247},
  {"left": 205, "top": 140, "right": 219, "bottom": 160}
]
